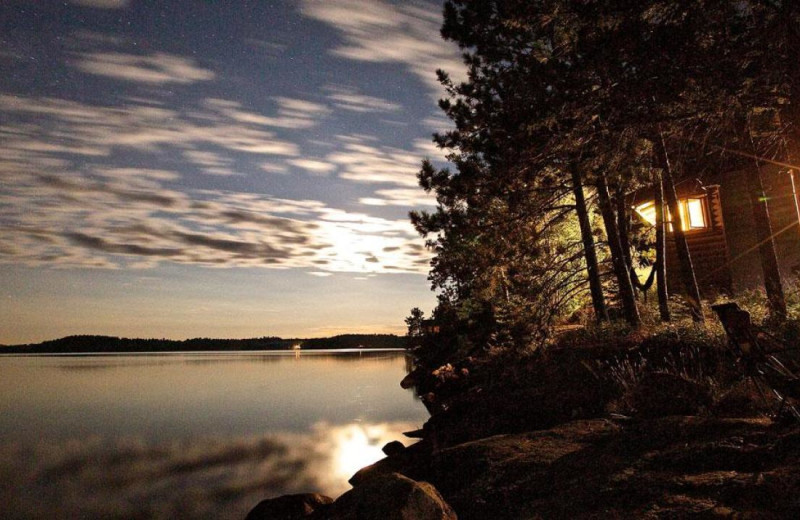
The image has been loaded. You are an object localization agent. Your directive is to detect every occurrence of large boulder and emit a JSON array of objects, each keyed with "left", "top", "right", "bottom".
[
  {"left": 246, "top": 493, "right": 333, "bottom": 520},
  {"left": 323, "top": 472, "right": 456, "bottom": 520}
]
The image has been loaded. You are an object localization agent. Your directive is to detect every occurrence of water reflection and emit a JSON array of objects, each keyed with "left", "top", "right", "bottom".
[
  {"left": 0, "top": 421, "right": 417, "bottom": 520},
  {"left": 0, "top": 351, "right": 427, "bottom": 519},
  {"left": 12, "top": 349, "right": 410, "bottom": 370}
]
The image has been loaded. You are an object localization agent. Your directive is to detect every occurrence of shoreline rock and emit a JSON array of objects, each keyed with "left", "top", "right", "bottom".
[
  {"left": 248, "top": 416, "right": 800, "bottom": 519},
  {"left": 245, "top": 493, "right": 333, "bottom": 520}
]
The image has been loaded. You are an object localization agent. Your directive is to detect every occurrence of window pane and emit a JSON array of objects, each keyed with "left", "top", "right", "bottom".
[
  {"left": 634, "top": 202, "right": 656, "bottom": 226},
  {"left": 686, "top": 199, "right": 705, "bottom": 228},
  {"left": 678, "top": 201, "right": 689, "bottom": 231}
]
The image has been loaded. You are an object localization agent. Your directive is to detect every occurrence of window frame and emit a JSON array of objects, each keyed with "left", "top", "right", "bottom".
[{"left": 633, "top": 195, "right": 710, "bottom": 233}]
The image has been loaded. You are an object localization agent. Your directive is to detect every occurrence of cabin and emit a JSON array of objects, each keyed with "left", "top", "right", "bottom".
[
  {"left": 630, "top": 166, "right": 800, "bottom": 296},
  {"left": 421, "top": 319, "right": 441, "bottom": 336}
]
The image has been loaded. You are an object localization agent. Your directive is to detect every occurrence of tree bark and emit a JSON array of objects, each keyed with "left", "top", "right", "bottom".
[
  {"left": 654, "top": 132, "right": 704, "bottom": 322},
  {"left": 779, "top": 1, "right": 800, "bottom": 259},
  {"left": 615, "top": 183, "right": 636, "bottom": 282},
  {"left": 571, "top": 167, "right": 608, "bottom": 322},
  {"left": 746, "top": 155, "right": 787, "bottom": 321},
  {"left": 596, "top": 172, "right": 641, "bottom": 327},
  {"left": 653, "top": 171, "right": 671, "bottom": 322}
]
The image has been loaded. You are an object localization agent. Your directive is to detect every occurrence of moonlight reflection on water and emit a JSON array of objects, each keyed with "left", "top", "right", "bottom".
[
  {"left": 331, "top": 423, "right": 391, "bottom": 481},
  {"left": 0, "top": 421, "right": 419, "bottom": 520},
  {"left": 0, "top": 351, "right": 428, "bottom": 519}
]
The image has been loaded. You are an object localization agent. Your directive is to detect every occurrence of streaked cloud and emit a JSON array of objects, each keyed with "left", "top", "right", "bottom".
[
  {"left": 360, "top": 188, "right": 436, "bottom": 207},
  {"left": 0, "top": 93, "right": 300, "bottom": 159},
  {"left": 288, "top": 158, "right": 336, "bottom": 175},
  {"left": 327, "top": 141, "right": 420, "bottom": 187},
  {"left": 301, "top": 0, "right": 465, "bottom": 95},
  {"left": 325, "top": 85, "right": 401, "bottom": 113},
  {"left": 182, "top": 150, "right": 236, "bottom": 176},
  {"left": 0, "top": 165, "right": 430, "bottom": 273},
  {"left": 243, "top": 38, "right": 288, "bottom": 59},
  {"left": 74, "top": 52, "right": 215, "bottom": 84},
  {"left": 203, "top": 97, "right": 330, "bottom": 130},
  {"left": 69, "top": 0, "right": 130, "bottom": 8},
  {"left": 260, "top": 162, "right": 289, "bottom": 175}
]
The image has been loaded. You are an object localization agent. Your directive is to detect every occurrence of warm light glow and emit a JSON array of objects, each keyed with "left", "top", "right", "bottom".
[
  {"left": 634, "top": 198, "right": 707, "bottom": 231},
  {"left": 634, "top": 201, "right": 657, "bottom": 226},
  {"left": 686, "top": 198, "right": 706, "bottom": 228}
]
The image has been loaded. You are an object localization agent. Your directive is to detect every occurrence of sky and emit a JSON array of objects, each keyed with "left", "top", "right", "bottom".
[{"left": 0, "top": 0, "right": 464, "bottom": 344}]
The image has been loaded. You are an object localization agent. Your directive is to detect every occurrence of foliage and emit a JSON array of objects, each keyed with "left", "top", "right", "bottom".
[
  {"left": 410, "top": 1, "right": 800, "bottom": 365},
  {"left": 1, "top": 334, "right": 407, "bottom": 353}
]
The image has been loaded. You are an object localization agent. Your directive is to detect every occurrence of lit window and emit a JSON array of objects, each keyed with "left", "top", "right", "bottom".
[
  {"left": 686, "top": 198, "right": 706, "bottom": 228},
  {"left": 633, "top": 198, "right": 707, "bottom": 231},
  {"left": 634, "top": 201, "right": 656, "bottom": 226}
]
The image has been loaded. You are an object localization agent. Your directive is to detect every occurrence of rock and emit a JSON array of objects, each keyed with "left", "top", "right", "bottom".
[
  {"left": 428, "top": 419, "right": 619, "bottom": 518},
  {"left": 400, "top": 369, "right": 421, "bottom": 389},
  {"left": 403, "top": 428, "right": 425, "bottom": 439},
  {"left": 246, "top": 493, "right": 333, "bottom": 520},
  {"left": 348, "top": 438, "right": 432, "bottom": 488},
  {"left": 382, "top": 440, "right": 406, "bottom": 456},
  {"left": 324, "top": 472, "right": 456, "bottom": 520}
]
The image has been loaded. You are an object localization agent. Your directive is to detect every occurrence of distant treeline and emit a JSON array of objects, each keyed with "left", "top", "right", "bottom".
[{"left": 1, "top": 334, "right": 406, "bottom": 354}]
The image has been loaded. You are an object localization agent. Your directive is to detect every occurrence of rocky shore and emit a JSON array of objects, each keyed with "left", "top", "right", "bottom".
[
  {"left": 247, "top": 332, "right": 800, "bottom": 519},
  {"left": 247, "top": 415, "right": 800, "bottom": 519}
]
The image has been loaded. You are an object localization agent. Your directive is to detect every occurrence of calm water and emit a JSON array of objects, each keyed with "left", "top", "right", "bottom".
[{"left": 0, "top": 350, "right": 428, "bottom": 519}]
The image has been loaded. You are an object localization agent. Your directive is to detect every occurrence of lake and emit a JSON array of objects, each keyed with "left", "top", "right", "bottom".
[{"left": 0, "top": 350, "right": 428, "bottom": 519}]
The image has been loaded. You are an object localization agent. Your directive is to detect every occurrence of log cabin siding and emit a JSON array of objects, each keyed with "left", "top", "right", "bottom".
[
  {"left": 664, "top": 185, "right": 732, "bottom": 295},
  {"left": 715, "top": 166, "right": 800, "bottom": 292}
]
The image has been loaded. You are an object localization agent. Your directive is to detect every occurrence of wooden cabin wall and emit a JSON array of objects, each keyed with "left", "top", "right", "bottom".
[
  {"left": 664, "top": 185, "right": 732, "bottom": 296},
  {"left": 716, "top": 165, "right": 800, "bottom": 292}
]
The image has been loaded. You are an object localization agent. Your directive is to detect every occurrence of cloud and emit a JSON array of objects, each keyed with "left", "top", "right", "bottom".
[
  {"left": 182, "top": 150, "right": 236, "bottom": 176},
  {"left": 65, "top": 232, "right": 184, "bottom": 257},
  {"left": 74, "top": 52, "right": 216, "bottom": 84},
  {"left": 325, "top": 86, "right": 401, "bottom": 113},
  {"left": 288, "top": 158, "right": 336, "bottom": 175},
  {"left": 203, "top": 97, "right": 329, "bottom": 130},
  {"left": 0, "top": 161, "right": 430, "bottom": 273},
  {"left": 301, "top": 0, "right": 465, "bottom": 95},
  {"left": 359, "top": 188, "right": 436, "bottom": 207},
  {"left": 0, "top": 88, "right": 431, "bottom": 275},
  {"left": 327, "top": 141, "right": 420, "bottom": 187},
  {"left": 260, "top": 162, "right": 289, "bottom": 174},
  {"left": 243, "top": 38, "right": 288, "bottom": 58},
  {"left": 0, "top": 94, "right": 300, "bottom": 159},
  {"left": 321, "top": 134, "right": 448, "bottom": 191},
  {"left": 69, "top": 0, "right": 130, "bottom": 8}
]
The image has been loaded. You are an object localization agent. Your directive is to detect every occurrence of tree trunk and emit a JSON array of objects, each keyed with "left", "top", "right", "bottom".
[
  {"left": 653, "top": 171, "right": 671, "bottom": 322},
  {"left": 746, "top": 157, "right": 787, "bottom": 321},
  {"left": 615, "top": 183, "right": 636, "bottom": 288},
  {"left": 655, "top": 132, "right": 704, "bottom": 322},
  {"left": 571, "top": 167, "right": 608, "bottom": 322},
  {"left": 780, "top": 1, "right": 800, "bottom": 258},
  {"left": 596, "top": 172, "right": 641, "bottom": 327}
]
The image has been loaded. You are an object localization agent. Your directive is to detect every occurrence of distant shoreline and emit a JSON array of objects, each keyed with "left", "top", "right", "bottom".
[{"left": 0, "top": 333, "right": 407, "bottom": 354}]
